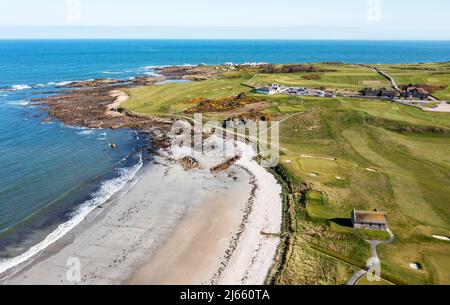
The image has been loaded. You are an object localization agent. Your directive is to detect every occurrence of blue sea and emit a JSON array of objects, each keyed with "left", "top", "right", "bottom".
[{"left": 0, "top": 39, "right": 450, "bottom": 271}]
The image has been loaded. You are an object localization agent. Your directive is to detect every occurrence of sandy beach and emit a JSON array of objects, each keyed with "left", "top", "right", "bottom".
[{"left": 0, "top": 136, "right": 282, "bottom": 285}]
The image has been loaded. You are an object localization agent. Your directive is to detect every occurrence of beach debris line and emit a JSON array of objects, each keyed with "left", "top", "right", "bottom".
[
  {"left": 179, "top": 156, "right": 199, "bottom": 170},
  {"left": 301, "top": 154, "right": 337, "bottom": 161},
  {"left": 211, "top": 156, "right": 241, "bottom": 174}
]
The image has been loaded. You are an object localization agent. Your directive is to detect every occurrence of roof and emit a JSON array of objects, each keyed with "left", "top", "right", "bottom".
[
  {"left": 405, "top": 86, "right": 429, "bottom": 94},
  {"left": 353, "top": 209, "right": 388, "bottom": 225}
]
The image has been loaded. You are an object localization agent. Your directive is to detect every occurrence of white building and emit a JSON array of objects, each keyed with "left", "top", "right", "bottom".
[{"left": 254, "top": 86, "right": 277, "bottom": 95}]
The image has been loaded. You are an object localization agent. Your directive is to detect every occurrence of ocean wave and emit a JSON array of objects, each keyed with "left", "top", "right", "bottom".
[
  {"left": 11, "top": 85, "right": 31, "bottom": 91},
  {"left": 77, "top": 129, "right": 96, "bottom": 136},
  {"left": 6, "top": 80, "right": 76, "bottom": 91},
  {"left": 143, "top": 65, "right": 165, "bottom": 70},
  {"left": 34, "top": 83, "right": 48, "bottom": 88},
  {"left": 65, "top": 125, "right": 101, "bottom": 132},
  {"left": 7, "top": 100, "right": 30, "bottom": 106},
  {"left": 102, "top": 71, "right": 124, "bottom": 75},
  {"left": 103, "top": 69, "right": 140, "bottom": 75},
  {"left": 143, "top": 64, "right": 194, "bottom": 70},
  {"left": 143, "top": 72, "right": 160, "bottom": 77},
  {"left": 0, "top": 158, "right": 143, "bottom": 275},
  {"left": 47, "top": 80, "right": 81, "bottom": 87},
  {"left": 54, "top": 81, "right": 73, "bottom": 87}
]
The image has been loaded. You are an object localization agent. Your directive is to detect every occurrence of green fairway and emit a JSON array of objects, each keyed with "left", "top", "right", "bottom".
[
  {"left": 275, "top": 96, "right": 450, "bottom": 284},
  {"left": 124, "top": 76, "right": 253, "bottom": 115},
  {"left": 243, "top": 64, "right": 390, "bottom": 91}
]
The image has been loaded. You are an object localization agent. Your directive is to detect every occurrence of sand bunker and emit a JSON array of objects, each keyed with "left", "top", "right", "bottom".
[
  {"left": 409, "top": 263, "right": 422, "bottom": 270},
  {"left": 363, "top": 80, "right": 381, "bottom": 85},
  {"left": 366, "top": 168, "right": 378, "bottom": 172},
  {"left": 309, "top": 173, "right": 320, "bottom": 177},
  {"left": 301, "top": 154, "right": 337, "bottom": 161},
  {"left": 106, "top": 90, "right": 129, "bottom": 117},
  {"left": 433, "top": 235, "right": 450, "bottom": 241}
]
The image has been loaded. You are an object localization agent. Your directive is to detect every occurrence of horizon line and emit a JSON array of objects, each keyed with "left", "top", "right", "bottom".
[
  {"left": 1, "top": 38, "right": 450, "bottom": 41},
  {"left": 2, "top": 26, "right": 450, "bottom": 40}
]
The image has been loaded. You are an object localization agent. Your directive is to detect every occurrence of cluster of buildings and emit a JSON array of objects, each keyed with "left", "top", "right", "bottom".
[
  {"left": 254, "top": 84, "right": 336, "bottom": 98},
  {"left": 361, "top": 87, "right": 397, "bottom": 99},
  {"left": 255, "top": 83, "right": 432, "bottom": 102},
  {"left": 361, "top": 86, "right": 431, "bottom": 100},
  {"left": 224, "top": 62, "right": 268, "bottom": 67},
  {"left": 400, "top": 86, "right": 430, "bottom": 100}
]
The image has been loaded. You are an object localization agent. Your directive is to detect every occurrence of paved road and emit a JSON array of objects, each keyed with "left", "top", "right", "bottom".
[
  {"left": 347, "top": 268, "right": 369, "bottom": 286},
  {"left": 392, "top": 99, "right": 450, "bottom": 113},
  {"left": 346, "top": 228, "right": 395, "bottom": 285}
]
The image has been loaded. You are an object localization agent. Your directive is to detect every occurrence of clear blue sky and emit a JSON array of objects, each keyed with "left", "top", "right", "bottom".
[{"left": 1, "top": 0, "right": 449, "bottom": 39}]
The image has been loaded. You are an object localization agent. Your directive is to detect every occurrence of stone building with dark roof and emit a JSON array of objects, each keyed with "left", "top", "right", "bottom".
[
  {"left": 351, "top": 209, "right": 388, "bottom": 231},
  {"left": 401, "top": 86, "right": 430, "bottom": 100},
  {"left": 361, "top": 87, "right": 398, "bottom": 98}
]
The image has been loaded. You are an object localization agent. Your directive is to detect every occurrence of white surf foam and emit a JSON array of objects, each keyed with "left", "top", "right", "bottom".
[
  {"left": 7, "top": 100, "right": 30, "bottom": 106},
  {"left": 143, "top": 72, "right": 160, "bottom": 77},
  {"left": 143, "top": 65, "right": 167, "bottom": 70},
  {"left": 55, "top": 81, "right": 73, "bottom": 87},
  {"left": 77, "top": 130, "right": 96, "bottom": 136},
  {"left": 11, "top": 85, "right": 31, "bottom": 91},
  {"left": 0, "top": 158, "right": 143, "bottom": 275},
  {"left": 102, "top": 71, "right": 123, "bottom": 75}
]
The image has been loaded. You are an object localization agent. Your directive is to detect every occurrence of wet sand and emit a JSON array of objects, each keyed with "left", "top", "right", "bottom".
[
  {"left": 1, "top": 138, "right": 282, "bottom": 285},
  {"left": 128, "top": 189, "right": 249, "bottom": 285}
]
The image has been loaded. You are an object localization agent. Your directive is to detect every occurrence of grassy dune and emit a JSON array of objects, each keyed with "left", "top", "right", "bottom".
[{"left": 123, "top": 63, "right": 450, "bottom": 284}]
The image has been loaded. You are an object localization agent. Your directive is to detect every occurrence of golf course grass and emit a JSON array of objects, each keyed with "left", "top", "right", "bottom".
[
  {"left": 123, "top": 63, "right": 450, "bottom": 285},
  {"left": 243, "top": 64, "right": 390, "bottom": 91},
  {"left": 376, "top": 62, "right": 450, "bottom": 100},
  {"left": 125, "top": 75, "right": 253, "bottom": 115}
]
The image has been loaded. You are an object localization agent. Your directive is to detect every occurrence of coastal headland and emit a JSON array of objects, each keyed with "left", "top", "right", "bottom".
[{"left": 1, "top": 61, "right": 449, "bottom": 285}]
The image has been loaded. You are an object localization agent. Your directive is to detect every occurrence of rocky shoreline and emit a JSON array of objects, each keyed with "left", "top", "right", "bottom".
[
  {"left": 32, "top": 82, "right": 172, "bottom": 130},
  {"left": 31, "top": 65, "right": 221, "bottom": 130}
]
